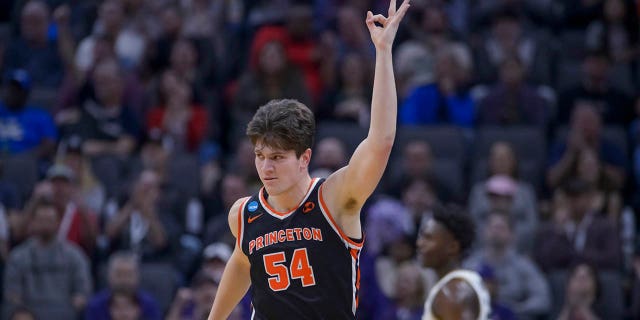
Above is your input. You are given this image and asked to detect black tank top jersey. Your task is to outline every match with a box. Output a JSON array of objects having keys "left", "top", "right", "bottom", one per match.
[{"left": 237, "top": 178, "right": 363, "bottom": 320}]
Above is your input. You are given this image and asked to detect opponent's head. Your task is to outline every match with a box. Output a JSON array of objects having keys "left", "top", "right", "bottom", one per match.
[
  {"left": 246, "top": 99, "right": 315, "bottom": 194},
  {"left": 417, "top": 204, "right": 475, "bottom": 270}
]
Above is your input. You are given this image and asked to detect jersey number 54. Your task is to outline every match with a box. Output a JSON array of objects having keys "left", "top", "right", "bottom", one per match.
[{"left": 263, "top": 248, "right": 316, "bottom": 291}]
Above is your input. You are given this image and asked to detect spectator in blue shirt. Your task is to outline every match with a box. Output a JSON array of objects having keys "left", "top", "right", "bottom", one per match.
[
  {"left": 0, "top": 69, "right": 57, "bottom": 159},
  {"left": 85, "top": 251, "right": 161, "bottom": 320},
  {"left": 399, "top": 43, "right": 475, "bottom": 127}
]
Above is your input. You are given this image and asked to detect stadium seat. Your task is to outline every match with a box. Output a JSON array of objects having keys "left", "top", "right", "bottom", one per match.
[
  {"left": 316, "top": 121, "right": 368, "bottom": 155},
  {"left": 0, "top": 153, "right": 38, "bottom": 203}
]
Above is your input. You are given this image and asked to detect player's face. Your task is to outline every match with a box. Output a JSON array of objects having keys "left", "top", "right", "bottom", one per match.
[
  {"left": 416, "top": 219, "right": 450, "bottom": 269},
  {"left": 255, "top": 143, "right": 310, "bottom": 196}
]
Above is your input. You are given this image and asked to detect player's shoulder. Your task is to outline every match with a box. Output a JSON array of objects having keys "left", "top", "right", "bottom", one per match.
[{"left": 228, "top": 197, "right": 251, "bottom": 220}]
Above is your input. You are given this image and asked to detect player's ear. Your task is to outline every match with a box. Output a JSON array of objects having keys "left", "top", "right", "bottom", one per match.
[
  {"left": 446, "top": 240, "right": 460, "bottom": 257},
  {"left": 300, "top": 148, "right": 312, "bottom": 168}
]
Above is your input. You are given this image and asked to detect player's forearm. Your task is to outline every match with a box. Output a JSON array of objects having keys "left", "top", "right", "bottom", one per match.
[
  {"left": 208, "top": 254, "right": 251, "bottom": 320},
  {"left": 367, "top": 49, "right": 397, "bottom": 147}
]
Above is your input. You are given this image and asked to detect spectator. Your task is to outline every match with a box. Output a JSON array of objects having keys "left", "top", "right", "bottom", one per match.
[
  {"left": 2, "top": 0, "right": 73, "bottom": 88},
  {"left": 547, "top": 103, "right": 627, "bottom": 190},
  {"left": 557, "top": 263, "right": 601, "bottom": 320},
  {"left": 146, "top": 70, "right": 209, "bottom": 153},
  {"left": 471, "top": 7, "right": 554, "bottom": 85},
  {"left": 166, "top": 270, "right": 242, "bottom": 320},
  {"left": 203, "top": 173, "right": 249, "bottom": 247},
  {"left": 385, "top": 140, "right": 452, "bottom": 201},
  {"left": 476, "top": 55, "right": 550, "bottom": 126},
  {"left": 85, "top": 251, "right": 161, "bottom": 320},
  {"left": 0, "top": 69, "right": 57, "bottom": 159},
  {"left": 469, "top": 142, "right": 538, "bottom": 252},
  {"left": 59, "top": 135, "right": 106, "bottom": 215},
  {"left": 310, "top": 137, "right": 348, "bottom": 178},
  {"left": 317, "top": 52, "right": 372, "bottom": 126},
  {"left": 3, "top": 199, "right": 92, "bottom": 320},
  {"left": 556, "top": 50, "right": 633, "bottom": 126},
  {"left": 389, "top": 262, "right": 426, "bottom": 320},
  {"left": 105, "top": 170, "right": 174, "bottom": 262},
  {"left": 69, "top": 59, "right": 141, "bottom": 158},
  {"left": 232, "top": 26, "right": 311, "bottom": 126},
  {"left": 585, "top": 0, "right": 640, "bottom": 65},
  {"left": 8, "top": 307, "right": 36, "bottom": 320},
  {"left": 534, "top": 179, "right": 622, "bottom": 272},
  {"left": 75, "top": 0, "right": 146, "bottom": 73},
  {"left": 200, "top": 243, "right": 232, "bottom": 282},
  {"left": 399, "top": 43, "right": 475, "bottom": 127},
  {"left": 464, "top": 212, "right": 551, "bottom": 319}
]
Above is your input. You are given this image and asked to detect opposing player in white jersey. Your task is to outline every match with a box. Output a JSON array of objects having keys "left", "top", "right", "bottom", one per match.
[{"left": 417, "top": 205, "right": 491, "bottom": 320}]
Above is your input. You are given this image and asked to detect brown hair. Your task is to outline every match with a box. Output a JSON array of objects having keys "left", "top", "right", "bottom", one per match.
[{"left": 246, "top": 99, "right": 315, "bottom": 157}]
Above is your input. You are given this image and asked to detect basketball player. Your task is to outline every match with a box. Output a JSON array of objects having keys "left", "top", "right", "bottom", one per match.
[
  {"left": 417, "top": 205, "right": 491, "bottom": 320},
  {"left": 208, "top": 1, "right": 411, "bottom": 319}
]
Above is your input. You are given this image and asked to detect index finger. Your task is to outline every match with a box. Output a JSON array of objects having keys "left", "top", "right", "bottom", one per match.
[{"left": 388, "top": 0, "right": 397, "bottom": 16}]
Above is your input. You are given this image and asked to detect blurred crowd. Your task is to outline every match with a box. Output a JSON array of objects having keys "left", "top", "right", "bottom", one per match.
[{"left": 0, "top": 0, "right": 640, "bottom": 319}]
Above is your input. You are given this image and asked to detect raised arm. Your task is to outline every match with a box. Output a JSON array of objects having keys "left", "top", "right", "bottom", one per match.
[
  {"left": 323, "top": 0, "right": 410, "bottom": 214},
  {"left": 208, "top": 197, "right": 251, "bottom": 320}
]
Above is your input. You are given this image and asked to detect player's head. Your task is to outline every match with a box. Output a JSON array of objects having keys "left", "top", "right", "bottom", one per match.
[
  {"left": 417, "top": 204, "right": 475, "bottom": 270},
  {"left": 247, "top": 99, "right": 315, "bottom": 157},
  {"left": 247, "top": 99, "right": 315, "bottom": 193}
]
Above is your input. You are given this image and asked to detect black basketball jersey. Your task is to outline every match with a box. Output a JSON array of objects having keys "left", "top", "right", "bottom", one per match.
[{"left": 238, "top": 178, "right": 363, "bottom": 320}]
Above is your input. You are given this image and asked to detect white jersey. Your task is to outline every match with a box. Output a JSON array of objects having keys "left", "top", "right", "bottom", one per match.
[{"left": 422, "top": 269, "right": 491, "bottom": 320}]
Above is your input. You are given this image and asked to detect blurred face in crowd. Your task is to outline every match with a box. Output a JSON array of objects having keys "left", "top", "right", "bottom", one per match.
[
  {"left": 314, "top": 137, "right": 346, "bottom": 172},
  {"left": 489, "top": 142, "right": 516, "bottom": 177},
  {"left": 402, "top": 141, "right": 432, "bottom": 176},
  {"left": 109, "top": 292, "right": 141, "bottom": 320},
  {"left": 286, "top": 5, "right": 313, "bottom": 40},
  {"left": 92, "top": 60, "right": 123, "bottom": 107},
  {"left": 394, "top": 263, "right": 425, "bottom": 305},
  {"left": 141, "top": 140, "right": 168, "bottom": 173},
  {"left": 221, "top": 174, "right": 248, "bottom": 209},
  {"left": 484, "top": 213, "right": 512, "bottom": 250},
  {"left": 493, "top": 16, "right": 521, "bottom": 45},
  {"left": 32, "top": 204, "right": 60, "bottom": 242},
  {"left": 571, "top": 104, "right": 602, "bottom": 145},
  {"left": 604, "top": 0, "right": 625, "bottom": 22},
  {"left": 567, "top": 264, "right": 597, "bottom": 306},
  {"left": 108, "top": 257, "right": 139, "bottom": 294},
  {"left": 100, "top": 0, "right": 125, "bottom": 35},
  {"left": 259, "top": 41, "right": 287, "bottom": 76},
  {"left": 422, "top": 5, "right": 447, "bottom": 34},
  {"left": 402, "top": 179, "right": 436, "bottom": 216},
  {"left": 135, "top": 170, "right": 160, "bottom": 198},
  {"left": 21, "top": 1, "right": 49, "bottom": 45},
  {"left": 499, "top": 56, "right": 525, "bottom": 87},
  {"left": 341, "top": 53, "right": 368, "bottom": 88},
  {"left": 195, "top": 280, "right": 218, "bottom": 308},
  {"left": 51, "top": 176, "right": 74, "bottom": 207},
  {"left": 583, "top": 54, "right": 610, "bottom": 85},
  {"left": 160, "top": 6, "right": 183, "bottom": 37},
  {"left": 9, "top": 310, "right": 35, "bottom": 320},
  {"left": 337, "top": 6, "right": 363, "bottom": 43},
  {"left": 170, "top": 39, "right": 197, "bottom": 74},
  {"left": 161, "top": 70, "right": 191, "bottom": 107}
]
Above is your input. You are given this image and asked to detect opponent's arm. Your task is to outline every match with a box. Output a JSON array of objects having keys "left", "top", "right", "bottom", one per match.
[
  {"left": 208, "top": 197, "right": 251, "bottom": 320},
  {"left": 431, "top": 280, "right": 481, "bottom": 320},
  {"left": 323, "top": 0, "right": 410, "bottom": 213}
]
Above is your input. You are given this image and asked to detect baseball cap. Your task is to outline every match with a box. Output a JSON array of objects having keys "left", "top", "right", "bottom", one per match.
[
  {"left": 46, "top": 164, "right": 75, "bottom": 181},
  {"left": 202, "top": 243, "right": 232, "bottom": 263},
  {"left": 485, "top": 175, "right": 517, "bottom": 197},
  {"left": 7, "top": 69, "right": 32, "bottom": 91}
]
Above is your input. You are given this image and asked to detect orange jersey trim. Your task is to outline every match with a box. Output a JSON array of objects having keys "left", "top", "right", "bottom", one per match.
[
  {"left": 236, "top": 198, "right": 249, "bottom": 249},
  {"left": 259, "top": 178, "right": 317, "bottom": 217},
  {"left": 318, "top": 184, "right": 364, "bottom": 248}
]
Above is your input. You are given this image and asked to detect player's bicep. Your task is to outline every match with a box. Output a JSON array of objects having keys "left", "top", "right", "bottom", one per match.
[{"left": 326, "top": 138, "right": 392, "bottom": 210}]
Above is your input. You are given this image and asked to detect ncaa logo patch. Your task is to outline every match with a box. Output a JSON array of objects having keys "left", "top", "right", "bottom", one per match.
[{"left": 248, "top": 201, "right": 259, "bottom": 212}]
